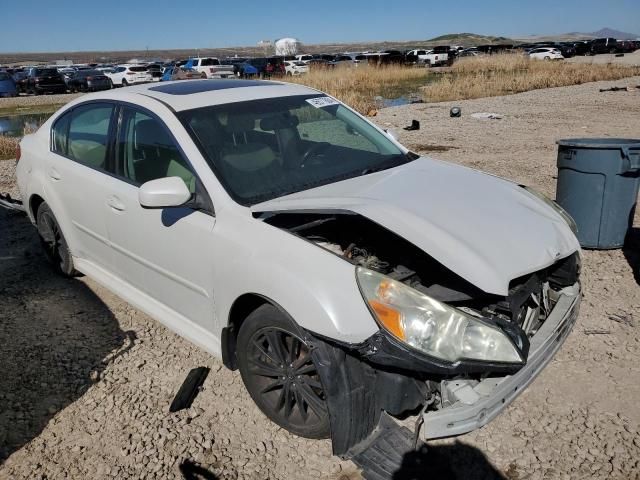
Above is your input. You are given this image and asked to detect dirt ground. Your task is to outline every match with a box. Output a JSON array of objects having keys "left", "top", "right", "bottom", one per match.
[{"left": 1, "top": 76, "right": 640, "bottom": 480}]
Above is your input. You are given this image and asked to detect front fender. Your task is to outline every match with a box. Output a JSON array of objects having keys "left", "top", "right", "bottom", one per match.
[{"left": 212, "top": 214, "right": 380, "bottom": 344}]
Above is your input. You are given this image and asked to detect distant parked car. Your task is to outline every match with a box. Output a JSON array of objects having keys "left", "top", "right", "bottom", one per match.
[
  {"left": 145, "top": 64, "right": 164, "bottom": 82},
  {"left": 235, "top": 62, "right": 259, "bottom": 78},
  {"left": 161, "top": 66, "right": 202, "bottom": 81},
  {"left": 106, "top": 65, "right": 153, "bottom": 87},
  {"left": 528, "top": 48, "right": 564, "bottom": 61},
  {"left": 10, "top": 70, "right": 27, "bottom": 94},
  {"left": 66, "top": 70, "right": 111, "bottom": 92},
  {"left": 458, "top": 50, "right": 481, "bottom": 58},
  {"left": 0, "top": 71, "right": 18, "bottom": 97},
  {"left": 295, "top": 54, "right": 314, "bottom": 63},
  {"left": 185, "top": 58, "right": 235, "bottom": 79},
  {"left": 284, "top": 61, "right": 309, "bottom": 76},
  {"left": 25, "top": 67, "right": 67, "bottom": 95},
  {"left": 589, "top": 38, "right": 618, "bottom": 55}
]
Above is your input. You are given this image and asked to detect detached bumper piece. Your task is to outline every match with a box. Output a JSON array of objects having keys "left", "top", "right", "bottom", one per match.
[
  {"left": 422, "top": 283, "right": 580, "bottom": 440},
  {"left": 0, "top": 193, "right": 25, "bottom": 212}
]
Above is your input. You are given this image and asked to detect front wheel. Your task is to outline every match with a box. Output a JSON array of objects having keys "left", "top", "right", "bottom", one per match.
[
  {"left": 237, "top": 304, "right": 331, "bottom": 439},
  {"left": 36, "top": 202, "right": 78, "bottom": 277}
]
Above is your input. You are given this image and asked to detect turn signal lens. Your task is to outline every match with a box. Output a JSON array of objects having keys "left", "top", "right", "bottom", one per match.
[{"left": 368, "top": 300, "right": 405, "bottom": 340}]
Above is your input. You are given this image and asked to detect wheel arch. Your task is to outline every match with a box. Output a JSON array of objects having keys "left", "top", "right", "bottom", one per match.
[
  {"left": 223, "top": 293, "right": 292, "bottom": 370},
  {"left": 29, "top": 193, "right": 45, "bottom": 220}
]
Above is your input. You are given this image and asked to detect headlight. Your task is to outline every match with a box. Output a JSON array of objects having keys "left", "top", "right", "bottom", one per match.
[
  {"left": 356, "top": 268, "right": 523, "bottom": 364},
  {"left": 522, "top": 186, "right": 577, "bottom": 234}
]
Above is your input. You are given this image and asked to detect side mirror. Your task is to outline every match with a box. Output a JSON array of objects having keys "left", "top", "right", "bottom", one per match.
[{"left": 139, "top": 177, "right": 192, "bottom": 209}]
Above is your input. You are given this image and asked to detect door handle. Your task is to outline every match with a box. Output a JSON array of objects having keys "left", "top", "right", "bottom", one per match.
[
  {"left": 48, "top": 168, "right": 61, "bottom": 181},
  {"left": 106, "top": 195, "right": 125, "bottom": 212}
]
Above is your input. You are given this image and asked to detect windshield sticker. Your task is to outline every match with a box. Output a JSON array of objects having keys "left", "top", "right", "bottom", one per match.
[{"left": 306, "top": 97, "right": 340, "bottom": 108}]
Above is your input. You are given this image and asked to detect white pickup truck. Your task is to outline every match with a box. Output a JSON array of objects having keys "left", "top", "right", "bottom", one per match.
[
  {"left": 185, "top": 57, "right": 235, "bottom": 79},
  {"left": 406, "top": 47, "right": 450, "bottom": 67}
]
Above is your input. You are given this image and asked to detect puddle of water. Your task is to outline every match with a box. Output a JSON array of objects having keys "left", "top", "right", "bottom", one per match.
[{"left": 0, "top": 112, "right": 52, "bottom": 137}]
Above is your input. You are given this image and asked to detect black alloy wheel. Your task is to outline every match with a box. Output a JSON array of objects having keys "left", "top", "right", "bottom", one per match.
[
  {"left": 237, "top": 305, "right": 331, "bottom": 439},
  {"left": 36, "top": 203, "right": 78, "bottom": 277}
]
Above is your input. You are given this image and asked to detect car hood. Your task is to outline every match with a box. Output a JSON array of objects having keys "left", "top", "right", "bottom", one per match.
[{"left": 251, "top": 157, "right": 580, "bottom": 296}]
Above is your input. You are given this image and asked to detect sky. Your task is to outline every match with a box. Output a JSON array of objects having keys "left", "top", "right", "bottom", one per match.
[{"left": 1, "top": 0, "right": 638, "bottom": 53}]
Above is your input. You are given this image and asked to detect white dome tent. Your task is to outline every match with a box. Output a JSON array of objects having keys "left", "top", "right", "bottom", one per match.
[{"left": 274, "top": 38, "right": 300, "bottom": 57}]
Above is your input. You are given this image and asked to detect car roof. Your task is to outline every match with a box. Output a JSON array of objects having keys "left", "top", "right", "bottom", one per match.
[{"left": 73, "top": 79, "right": 321, "bottom": 112}]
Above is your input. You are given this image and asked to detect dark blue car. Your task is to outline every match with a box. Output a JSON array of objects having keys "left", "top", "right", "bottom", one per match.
[{"left": 0, "top": 71, "right": 18, "bottom": 97}]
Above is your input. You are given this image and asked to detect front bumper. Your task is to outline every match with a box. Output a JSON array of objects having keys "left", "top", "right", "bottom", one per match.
[{"left": 422, "top": 282, "right": 580, "bottom": 440}]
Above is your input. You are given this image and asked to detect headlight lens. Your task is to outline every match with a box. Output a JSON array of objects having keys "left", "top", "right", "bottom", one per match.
[
  {"left": 522, "top": 186, "right": 578, "bottom": 234},
  {"left": 356, "top": 268, "right": 523, "bottom": 364}
]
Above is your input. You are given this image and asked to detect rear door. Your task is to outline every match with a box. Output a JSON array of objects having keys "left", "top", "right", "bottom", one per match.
[
  {"left": 104, "top": 105, "right": 217, "bottom": 330},
  {"left": 45, "top": 102, "right": 117, "bottom": 269}
]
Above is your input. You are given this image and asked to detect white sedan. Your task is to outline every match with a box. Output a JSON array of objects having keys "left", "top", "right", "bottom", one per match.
[
  {"left": 284, "top": 61, "right": 309, "bottom": 76},
  {"left": 528, "top": 47, "right": 564, "bottom": 60},
  {"left": 105, "top": 64, "right": 153, "bottom": 87},
  {"left": 16, "top": 79, "right": 581, "bottom": 457}
]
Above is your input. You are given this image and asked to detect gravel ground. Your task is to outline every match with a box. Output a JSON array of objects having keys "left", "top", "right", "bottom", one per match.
[
  {"left": 0, "top": 93, "right": 82, "bottom": 111},
  {"left": 1, "top": 76, "right": 640, "bottom": 479}
]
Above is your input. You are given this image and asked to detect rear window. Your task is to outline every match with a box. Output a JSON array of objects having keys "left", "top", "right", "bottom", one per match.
[
  {"left": 129, "top": 66, "right": 147, "bottom": 72},
  {"left": 201, "top": 58, "right": 220, "bottom": 66},
  {"left": 35, "top": 68, "right": 59, "bottom": 76}
]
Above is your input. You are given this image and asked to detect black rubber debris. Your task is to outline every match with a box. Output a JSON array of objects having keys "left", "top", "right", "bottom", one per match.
[
  {"left": 403, "top": 120, "right": 420, "bottom": 131},
  {"left": 170, "top": 367, "right": 210, "bottom": 413},
  {"left": 351, "top": 413, "right": 416, "bottom": 480}
]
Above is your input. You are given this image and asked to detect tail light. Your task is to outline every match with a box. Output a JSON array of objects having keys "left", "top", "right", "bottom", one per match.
[
  {"left": 86, "top": 76, "right": 94, "bottom": 80},
  {"left": 15, "top": 144, "right": 21, "bottom": 164}
]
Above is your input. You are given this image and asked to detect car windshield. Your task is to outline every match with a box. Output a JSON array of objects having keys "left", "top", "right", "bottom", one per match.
[
  {"left": 129, "top": 66, "right": 147, "bottom": 72},
  {"left": 180, "top": 94, "right": 412, "bottom": 205}
]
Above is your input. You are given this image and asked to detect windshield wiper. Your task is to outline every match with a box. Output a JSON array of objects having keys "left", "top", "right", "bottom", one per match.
[{"left": 361, "top": 154, "right": 415, "bottom": 176}]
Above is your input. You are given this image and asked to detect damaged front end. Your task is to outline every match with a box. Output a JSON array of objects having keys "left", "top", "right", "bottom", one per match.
[{"left": 260, "top": 210, "right": 581, "bottom": 456}]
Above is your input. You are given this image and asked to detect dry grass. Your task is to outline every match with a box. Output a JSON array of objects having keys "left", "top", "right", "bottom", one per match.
[
  {"left": 285, "top": 65, "right": 429, "bottom": 114},
  {"left": 0, "top": 136, "right": 19, "bottom": 160},
  {"left": 422, "top": 54, "right": 640, "bottom": 102}
]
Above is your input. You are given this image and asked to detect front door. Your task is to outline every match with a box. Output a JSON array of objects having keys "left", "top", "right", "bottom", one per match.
[{"left": 105, "top": 105, "right": 217, "bottom": 331}]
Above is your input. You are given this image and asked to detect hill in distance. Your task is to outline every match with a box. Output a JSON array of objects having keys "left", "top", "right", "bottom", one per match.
[
  {"left": 428, "top": 33, "right": 514, "bottom": 45},
  {"left": 589, "top": 28, "right": 638, "bottom": 39},
  {"left": 519, "top": 27, "right": 639, "bottom": 42}
]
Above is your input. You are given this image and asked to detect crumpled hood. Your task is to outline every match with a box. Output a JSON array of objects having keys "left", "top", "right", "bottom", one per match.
[{"left": 252, "top": 157, "right": 580, "bottom": 296}]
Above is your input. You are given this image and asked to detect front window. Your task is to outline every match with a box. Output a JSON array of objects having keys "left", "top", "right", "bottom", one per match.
[{"left": 180, "top": 95, "right": 411, "bottom": 205}]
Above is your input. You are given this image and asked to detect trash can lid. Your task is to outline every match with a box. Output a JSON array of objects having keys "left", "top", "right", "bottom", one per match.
[{"left": 557, "top": 138, "right": 640, "bottom": 149}]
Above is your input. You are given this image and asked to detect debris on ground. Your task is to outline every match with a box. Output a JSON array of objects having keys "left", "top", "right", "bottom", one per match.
[
  {"left": 403, "top": 120, "right": 420, "bottom": 131},
  {"left": 470, "top": 112, "right": 503, "bottom": 120}
]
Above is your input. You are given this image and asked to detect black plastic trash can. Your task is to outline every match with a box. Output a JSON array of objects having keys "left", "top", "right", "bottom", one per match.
[{"left": 556, "top": 139, "right": 640, "bottom": 249}]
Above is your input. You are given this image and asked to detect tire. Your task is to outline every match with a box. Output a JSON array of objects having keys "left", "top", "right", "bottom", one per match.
[
  {"left": 200, "top": 72, "right": 207, "bottom": 79},
  {"left": 36, "top": 202, "right": 78, "bottom": 277},
  {"left": 237, "top": 304, "right": 331, "bottom": 439},
  {"left": 544, "top": 56, "right": 550, "bottom": 61},
  {"left": 122, "top": 79, "right": 129, "bottom": 87},
  {"left": 109, "top": 79, "right": 114, "bottom": 89}
]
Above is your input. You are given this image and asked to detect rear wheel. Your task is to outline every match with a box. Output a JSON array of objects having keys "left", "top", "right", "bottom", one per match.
[
  {"left": 36, "top": 202, "right": 78, "bottom": 277},
  {"left": 237, "top": 304, "right": 331, "bottom": 439},
  {"left": 122, "top": 78, "right": 129, "bottom": 87}
]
